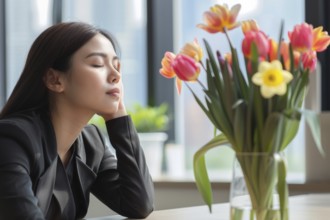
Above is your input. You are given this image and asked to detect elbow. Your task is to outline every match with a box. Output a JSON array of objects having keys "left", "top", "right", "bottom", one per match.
[
  {"left": 131, "top": 206, "right": 154, "bottom": 219},
  {"left": 129, "top": 198, "right": 154, "bottom": 219}
]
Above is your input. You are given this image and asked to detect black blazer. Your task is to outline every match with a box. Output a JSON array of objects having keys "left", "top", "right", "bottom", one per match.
[{"left": 0, "top": 108, "right": 154, "bottom": 219}]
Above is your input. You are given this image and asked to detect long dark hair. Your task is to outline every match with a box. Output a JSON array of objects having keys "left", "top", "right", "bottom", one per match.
[{"left": 0, "top": 22, "right": 119, "bottom": 119}]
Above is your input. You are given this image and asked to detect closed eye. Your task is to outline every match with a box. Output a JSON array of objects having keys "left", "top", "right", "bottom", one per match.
[{"left": 91, "top": 64, "right": 104, "bottom": 68}]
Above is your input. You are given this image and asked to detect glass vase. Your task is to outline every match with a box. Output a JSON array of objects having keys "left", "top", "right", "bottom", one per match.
[{"left": 229, "top": 152, "right": 289, "bottom": 220}]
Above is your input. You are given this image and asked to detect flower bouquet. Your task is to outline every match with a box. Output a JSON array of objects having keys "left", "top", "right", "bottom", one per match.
[{"left": 159, "top": 3, "right": 330, "bottom": 220}]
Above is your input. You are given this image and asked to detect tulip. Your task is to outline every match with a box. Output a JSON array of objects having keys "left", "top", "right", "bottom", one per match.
[
  {"left": 242, "top": 30, "right": 269, "bottom": 59},
  {"left": 224, "top": 52, "right": 232, "bottom": 66},
  {"left": 197, "top": 4, "right": 241, "bottom": 33},
  {"left": 172, "top": 54, "right": 200, "bottom": 82},
  {"left": 241, "top": 19, "right": 259, "bottom": 35},
  {"left": 281, "top": 42, "right": 301, "bottom": 71},
  {"left": 312, "top": 26, "right": 330, "bottom": 52},
  {"left": 180, "top": 39, "right": 203, "bottom": 62},
  {"left": 159, "top": 52, "right": 185, "bottom": 94},
  {"left": 288, "top": 23, "right": 313, "bottom": 52},
  {"left": 160, "top": 52, "right": 176, "bottom": 78},
  {"left": 268, "top": 38, "right": 278, "bottom": 61},
  {"left": 301, "top": 50, "right": 317, "bottom": 72}
]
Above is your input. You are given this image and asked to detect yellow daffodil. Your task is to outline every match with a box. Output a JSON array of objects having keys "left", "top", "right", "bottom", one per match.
[
  {"left": 252, "top": 60, "right": 293, "bottom": 98},
  {"left": 197, "top": 4, "right": 241, "bottom": 33}
]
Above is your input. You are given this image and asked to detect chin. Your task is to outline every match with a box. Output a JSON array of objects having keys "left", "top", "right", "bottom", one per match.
[{"left": 100, "top": 104, "right": 119, "bottom": 115}]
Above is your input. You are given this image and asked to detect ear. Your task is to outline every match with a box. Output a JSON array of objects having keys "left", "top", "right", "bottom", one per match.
[{"left": 43, "top": 68, "right": 65, "bottom": 93}]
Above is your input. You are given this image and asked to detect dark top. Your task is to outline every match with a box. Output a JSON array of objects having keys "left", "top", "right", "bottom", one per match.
[{"left": 0, "top": 108, "right": 154, "bottom": 219}]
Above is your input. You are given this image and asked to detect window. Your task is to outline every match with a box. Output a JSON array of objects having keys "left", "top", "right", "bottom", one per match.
[
  {"left": 62, "top": 0, "right": 148, "bottom": 107},
  {"left": 173, "top": 0, "right": 306, "bottom": 182},
  {"left": 5, "top": 0, "right": 52, "bottom": 96}
]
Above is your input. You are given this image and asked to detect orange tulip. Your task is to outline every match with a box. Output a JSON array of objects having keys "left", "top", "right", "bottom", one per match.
[
  {"left": 268, "top": 38, "right": 278, "bottom": 61},
  {"left": 197, "top": 4, "right": 241, "bottom": 33},
  {"left": 224, "top": 52, "right": 232, "bottom": 66},
  {"left": 160, "top": 52, "right": 176, "bottom": 78},
  {"left": 180, "top": 39, "right": 203, "bottom": 62},
  {"left": 241, "top": 19, "right": 259, "bottom": 35},
  {"left": 288, "top": 23, "right": 313, "bottom": 52},
  {"left": 312, "top": 26, "right": 330, "bottom": 52}
]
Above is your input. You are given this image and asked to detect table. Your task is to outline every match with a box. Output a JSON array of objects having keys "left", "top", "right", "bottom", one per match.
[{"left": 87, "top": 193, "right": 330, "bottom": 220}]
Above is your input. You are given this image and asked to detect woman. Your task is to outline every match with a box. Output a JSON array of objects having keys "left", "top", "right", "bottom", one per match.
[{"left": 0, "top": 22, "right": 154, "bottom": 219}]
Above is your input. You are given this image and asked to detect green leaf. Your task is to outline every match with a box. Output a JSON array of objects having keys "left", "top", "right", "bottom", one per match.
[
  {"left": 277, "top": 157, "right": 289, "bottom": 220},
  {"left": 203, "top": 39, "right": 221, "bottom": 82},
  {"left": 233, "top": 101, "right": 246, "bottom": 151},
  {"left": 193, "top": 133, "right": 229, "bottom": 212},
  {"left": 231, "top": 48, "right": 249, "bottom": 101},
  {"left": 279, "top": 111, "right": 301, "bottom": 151},
  {"left": 301, "top": 109, "right": 325, "bottom": 156},
  {"left": 276, "top": 21, "right": 285, "bottom": 60},
  {"left": 262, "top": 113, "right": 282, "bottom": 152}
]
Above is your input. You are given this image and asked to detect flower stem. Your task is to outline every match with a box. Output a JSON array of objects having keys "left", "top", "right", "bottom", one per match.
[{"left": 224, "top": 28, "right": 234, "bottom": 49}]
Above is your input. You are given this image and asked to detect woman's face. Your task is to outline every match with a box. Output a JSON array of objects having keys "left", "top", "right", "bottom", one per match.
[{"left": 61, "top": 33, "right": 122, "bottom": 116}]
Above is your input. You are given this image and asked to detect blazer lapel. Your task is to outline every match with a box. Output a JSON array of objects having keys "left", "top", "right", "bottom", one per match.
[
  {"left": 35, "top": 158, "right": 57, "bottom": 215},
  {"left": 53, "top": 158, "right": 76, "bottom": 220},
  {"left": 74, "top": 135, "right": 97, "bottom": 209}
]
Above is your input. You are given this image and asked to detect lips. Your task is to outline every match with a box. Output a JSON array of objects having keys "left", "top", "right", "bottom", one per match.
[{"left": 106, "top": 88, "right": 120, "bottom": 97}]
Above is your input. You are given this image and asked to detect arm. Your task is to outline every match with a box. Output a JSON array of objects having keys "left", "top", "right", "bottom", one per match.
[
  {"left": 0, "top": 136, "right": 45, "bottom": 220},
  {"left": 91, "top": 116, "right": 154, "bottom": 219}
]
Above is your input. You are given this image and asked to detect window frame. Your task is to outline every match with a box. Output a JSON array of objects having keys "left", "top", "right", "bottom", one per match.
[{"left": 0, "top": 0, "right": 6, "bottom": 108}]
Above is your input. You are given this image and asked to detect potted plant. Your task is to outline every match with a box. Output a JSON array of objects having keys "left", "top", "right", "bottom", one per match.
[{"left": 128, "top": 103, "right": 169, "bottom": 177}]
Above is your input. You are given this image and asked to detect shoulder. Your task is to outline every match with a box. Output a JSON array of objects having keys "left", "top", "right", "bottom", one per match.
[{"left": 0, "top": 109, "right": 54, "bottom": 152}]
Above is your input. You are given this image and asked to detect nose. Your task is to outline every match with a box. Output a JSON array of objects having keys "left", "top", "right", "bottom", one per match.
[{"left": 108, "top": 67, "right": 120, "bottom": 84}]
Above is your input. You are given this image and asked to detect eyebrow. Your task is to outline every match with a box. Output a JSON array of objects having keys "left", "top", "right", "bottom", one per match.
[{"left": 85, "top": 52, "right": 119, "bottom": 61}]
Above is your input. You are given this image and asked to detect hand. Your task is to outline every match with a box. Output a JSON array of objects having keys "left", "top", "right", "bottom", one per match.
[{"left": 101, "top": 81, "right": 127, "bottom": 121}]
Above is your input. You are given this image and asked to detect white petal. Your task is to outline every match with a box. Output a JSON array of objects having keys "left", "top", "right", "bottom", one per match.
[
  {"left": 261, "top": 86, "right": 275, "bottom": 98},
  {"left": 275, "top": 83, "right": 287, "bottom": 95},
  {"left": 270, "top": 60, "right": 283, "bottom": 69},
  {"left": 252, "top": 72, "right": 263, "bottom": 85},
  {"left": 282, "top": 70, "right": 293, "bottom": 82},
  {"left": 258, "top": 61, "right": 271, "bottom": 72}
]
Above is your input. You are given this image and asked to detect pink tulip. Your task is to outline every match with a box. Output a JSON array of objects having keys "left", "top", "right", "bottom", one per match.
[
  {"left": 301, "top": 50, "right": 317, "bottom": 72},
  {"left": 288, "top": 23, "right": 313, "bottom": 52},
  {"left": 172, "top": 54, "right": 200, "bottom": 81},
  {"left": 159, "top": 52, "right": 184, "bottom": 94},
  {"left": 312, "top": 26, "right": 330, "bottom": 52},
  {"left": 242, "top": 30, "right": 269, "bottom": 59}
]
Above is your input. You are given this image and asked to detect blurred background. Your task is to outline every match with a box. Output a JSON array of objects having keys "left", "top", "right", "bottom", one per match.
[{"left": 0, "top": 0, "right": 329, "bottom": 218}]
